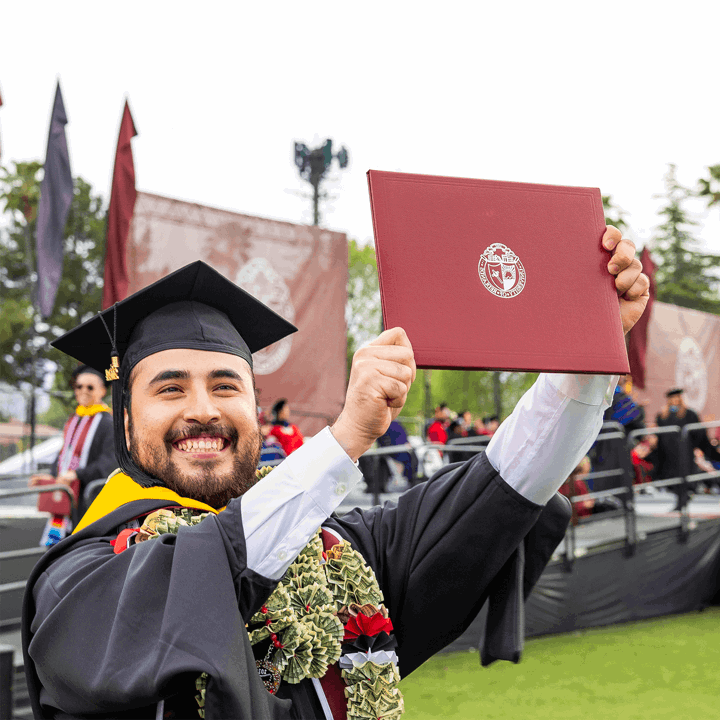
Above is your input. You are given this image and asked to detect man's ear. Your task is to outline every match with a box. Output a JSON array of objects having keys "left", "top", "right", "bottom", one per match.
[{"left": 124, "top": 408, "right": 131, "bottom": 450}]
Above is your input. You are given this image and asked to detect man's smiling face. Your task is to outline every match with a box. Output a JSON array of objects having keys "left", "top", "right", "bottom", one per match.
[{"left": 125, "top": 348, "right": 262, "bottom": 508}]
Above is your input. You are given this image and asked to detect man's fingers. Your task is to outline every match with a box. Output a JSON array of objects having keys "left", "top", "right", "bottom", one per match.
[
  {"left": 368, "top": 326, "right": 412, "bottom": 349},
  {"left": 356, "top": 344, "right": 414, "bottom": 363},
  {"left": 607, "top": 237, "right": 636, "bottom": 274},
  {"left": 622, "top": 272, "right": 650, "bottom": 302},
  {"left": 363, "top": 328, "right": 416, "bottom": 382},
  {"left": 371, "top": 359, "right": 414, "bottom": 391},
  {"left": 602, "top": 225, "right": 623, "bottom": 251},
  {"left": 352, "top": 358, "right": 413, "bottom": 401},
  {"left": 615, "top": 258, "right": 643, "bottom": 295}
]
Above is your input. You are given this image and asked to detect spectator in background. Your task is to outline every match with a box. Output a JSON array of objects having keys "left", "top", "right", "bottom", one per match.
[
  {"left": 445, "top": 418, "right": 467, "bottom": 464},
  {"left": 483, "top": 415, "right": 500, "bottom": 436},
  {"left": 559, "top": 456, "right": 595, "bottom": 524},
  {"left": 375, "top": 419, "right": 418, "bottom": 488},
  {"left": 447, "top": 418, "right": 467, "bottom": 443},
  {"left": 426, "top": 403, "right": 450, "bottom": 444},
  {"left": 29, "top": 365, "right": 116, "bottom": 546},
  {"left": 469, "top": 416, "right": 489, "bottom": 437},
  {"left": 459, "top": 410, "right": 473, "bottom": 434},
  {"left": 258, "top": 410, "right": 286, "bottom": 463},
  {"left": 631, "top": 432, "right": 657, "bottom": 486},
  {"left": 656, "top": 388, "right": 720, "bottom": 510},
  {"left": 590, "top": 376, "right": 644, "bottom": 495},
  {"left": 606, "top": 375, "right": 645, "bottom": 431},
  {"left": 269, "top": 398, "right": 304, "bottom": 456}
]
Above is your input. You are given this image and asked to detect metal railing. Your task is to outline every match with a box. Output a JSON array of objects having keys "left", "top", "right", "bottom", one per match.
[
  {"left": 558, "top": 421, "right": 720, "bottom": 566},
  {"left": 4, "top": 422, "right": 719, "bottom": 602},
  {"left": 364, "top": 423, "right": 720, "bottom": 567},
  {"left": 0, "top": 485, "right": 77, "bottom": 603}
]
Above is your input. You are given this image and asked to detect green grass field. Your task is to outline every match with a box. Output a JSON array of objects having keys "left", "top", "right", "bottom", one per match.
[{"left": 399, "top": 608, "right": 720, "bottom": 720}]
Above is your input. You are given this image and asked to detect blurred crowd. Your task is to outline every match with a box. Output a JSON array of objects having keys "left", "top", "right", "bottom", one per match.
[
  {"left": 370, "top": 380, "right": 720, "bottom": 514},
  {"left": 28, "top": 367, "right": 720, "bottom": 548},
  {"left": 576, "top": 379, "right": 720, "bottom": 515},
  {"left": 425, "top": 403, "right": 499, "bottom": 445}
]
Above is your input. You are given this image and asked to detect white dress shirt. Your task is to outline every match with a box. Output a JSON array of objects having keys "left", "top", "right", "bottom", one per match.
[
  {"left": 241, "top": 373, "right": 617, "bottom": 578},
  {"left": 241, "top": 427, "right": 363, "bottom": 578}
]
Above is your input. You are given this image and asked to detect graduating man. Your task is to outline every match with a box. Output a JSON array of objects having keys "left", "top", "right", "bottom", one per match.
[{"left": 22, "top": 227, "right": 649, "bottom": 720}]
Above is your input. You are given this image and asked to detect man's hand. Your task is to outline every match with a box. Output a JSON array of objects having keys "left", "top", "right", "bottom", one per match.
[
  {"left": 331, "top": 327, "right": 416, "bottom": 461},
  {"left": 57, "top": 470, "right": 77, "bottom": 486},
  {"left": 603, "top": 226, "right": 650, "bottom": 334},
  {"left": 29, "top": 474, "right": 54, "bottom": 487}
]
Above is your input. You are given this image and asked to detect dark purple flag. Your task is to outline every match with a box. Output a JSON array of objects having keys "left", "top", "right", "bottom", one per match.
[{"left": 36, "top": 82, "right": 73, "bottom": 318}]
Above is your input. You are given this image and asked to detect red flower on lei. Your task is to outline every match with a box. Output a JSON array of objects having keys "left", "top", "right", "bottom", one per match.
[{"left": 343, "top": 611, "right": 393, "bottom": 642}]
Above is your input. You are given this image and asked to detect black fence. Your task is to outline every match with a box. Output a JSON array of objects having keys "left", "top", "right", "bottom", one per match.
[
  {"left": 561, "top": 420, "right": 720, "bottom": 565},
  {"left": 356, "top": 420, "right": 720, "bottom": 568}
]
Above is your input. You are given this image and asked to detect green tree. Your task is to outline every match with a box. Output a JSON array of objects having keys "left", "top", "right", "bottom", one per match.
[
  {"left": 602, "top": 194, "right": 630, "bottom": 233},
  {"left": 697, "top": 164, "right": 720, "bottom": 208},
  {"left": 0, "top": 160, "right": 107, "bottom": 413},
  {"left": 400, "top": 368, "right": 537, "bottom": 432},
  {"left": 652, "top": 164, "right": 720, "bottom": 314},
  {"left": 346, "top": 238, "right": 382, "bottom": 374}
]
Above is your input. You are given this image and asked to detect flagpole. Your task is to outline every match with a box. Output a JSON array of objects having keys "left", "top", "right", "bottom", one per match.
[{"left": 22, "top": 219, "right": 38, "bottom": 457}]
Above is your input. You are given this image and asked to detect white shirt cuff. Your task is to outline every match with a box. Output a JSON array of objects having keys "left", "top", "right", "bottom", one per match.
[
  {"left": 241, "top": 427, "right": 362, "bottom": 578},
  {"left": 544, "top": 373, "right": 618, "bottom": 407}
]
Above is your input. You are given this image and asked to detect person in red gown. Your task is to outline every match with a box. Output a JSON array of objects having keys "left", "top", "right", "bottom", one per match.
[{"left": 269, "top": 398, "right": 304, "bottom": 456}]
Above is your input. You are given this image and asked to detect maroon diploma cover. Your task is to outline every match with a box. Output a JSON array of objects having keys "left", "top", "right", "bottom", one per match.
[{"left": 367, "top": 170, "right": 630, "bottom": 374}]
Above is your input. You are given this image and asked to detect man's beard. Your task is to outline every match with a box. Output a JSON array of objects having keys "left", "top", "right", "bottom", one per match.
[{"left": 128, "top": 417, "right": 263, "bottom": 509}]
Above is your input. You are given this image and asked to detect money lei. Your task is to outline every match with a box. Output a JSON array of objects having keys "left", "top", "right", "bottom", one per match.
[{"left": 139, "top": 465, "right": 404, "bottom": 720}]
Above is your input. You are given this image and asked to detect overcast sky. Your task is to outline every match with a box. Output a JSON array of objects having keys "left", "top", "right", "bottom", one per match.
[{"left": 2, "top": 1, "right": 719, "bottom": 251}]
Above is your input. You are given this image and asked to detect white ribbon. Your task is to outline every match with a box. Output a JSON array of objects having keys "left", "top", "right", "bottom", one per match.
[{"left": 338, "top": 650, "right": 398, "bottom": 669}]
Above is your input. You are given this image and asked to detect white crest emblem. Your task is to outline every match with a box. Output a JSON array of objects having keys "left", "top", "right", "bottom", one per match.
[
  {"left": 235, "top": 257, "right": 295, "bottom": 376},
  {"left": 478, "top": 243, "right": 526, "bottom": 298},
  {"left": 675, "top": 337, "right": 708, "bottom": 412}
]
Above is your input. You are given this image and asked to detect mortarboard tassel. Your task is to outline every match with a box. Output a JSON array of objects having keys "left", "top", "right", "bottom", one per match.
[{"left": 98, "top": 304, "right": 164, "bottom": 489}]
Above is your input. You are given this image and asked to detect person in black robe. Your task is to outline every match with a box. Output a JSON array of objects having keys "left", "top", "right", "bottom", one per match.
[
  {"left": 655, "top": 388, "right": 720, "bottom": 509},
  {"left": 22, "top": 235, "right": 649, "bottom": 720}
]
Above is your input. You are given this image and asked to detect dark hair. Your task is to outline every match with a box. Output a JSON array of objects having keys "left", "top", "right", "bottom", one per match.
[
  {"left": 70, "top": 364, "right": 108, "bottom": 389},
  {"left": 271, "top": 398, "right": 288, "bottom": 422}
]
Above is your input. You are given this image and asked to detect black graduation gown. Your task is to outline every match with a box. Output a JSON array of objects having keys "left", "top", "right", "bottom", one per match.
[
  {"left": 22, "top": 452, "right": 570, "bottom": 720},
  {"left": 655, "top": 408, "right": 720, "bottom": 481}
]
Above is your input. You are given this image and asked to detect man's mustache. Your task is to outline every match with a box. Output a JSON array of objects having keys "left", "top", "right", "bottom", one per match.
[{"left": 164, "top": 424, "right": 239, "bottom": 446}]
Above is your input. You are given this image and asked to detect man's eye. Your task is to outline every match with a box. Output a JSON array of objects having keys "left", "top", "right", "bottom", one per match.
[
  {"left": 215, "top": 384, "right": 238, "bottom": 392},
  {"left": 159, "top": 386, "right": 182, "bottom": 394}
]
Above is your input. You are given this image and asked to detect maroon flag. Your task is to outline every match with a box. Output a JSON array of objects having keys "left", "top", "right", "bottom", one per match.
[
  {"left": 627, "top": 247, "right": 656, "bottom": 388},
  {"left": 102, "top": 101, "right": 137, "bottom": 309}
]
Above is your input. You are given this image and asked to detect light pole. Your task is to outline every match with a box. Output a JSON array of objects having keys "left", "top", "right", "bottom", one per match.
[{"left": 294, "top": 139, "right": 349, "bottom": 226}]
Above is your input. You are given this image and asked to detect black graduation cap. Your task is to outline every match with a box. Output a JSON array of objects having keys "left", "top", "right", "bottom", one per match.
[
  {"left": 51, "top": 261, "right": 298, "bottom": 376},
  {"left": 50, "top": 261, "right": 298, "bottom": 490}
]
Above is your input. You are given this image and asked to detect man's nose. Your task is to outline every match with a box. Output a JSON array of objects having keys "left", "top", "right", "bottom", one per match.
[{"left": 182, "top": 390, "right": 221, "bottom": 424}]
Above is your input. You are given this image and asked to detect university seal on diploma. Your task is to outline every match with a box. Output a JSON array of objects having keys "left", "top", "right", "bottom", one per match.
[{"left": 478, "top": 243, "right": 526, "bottom": 299}]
